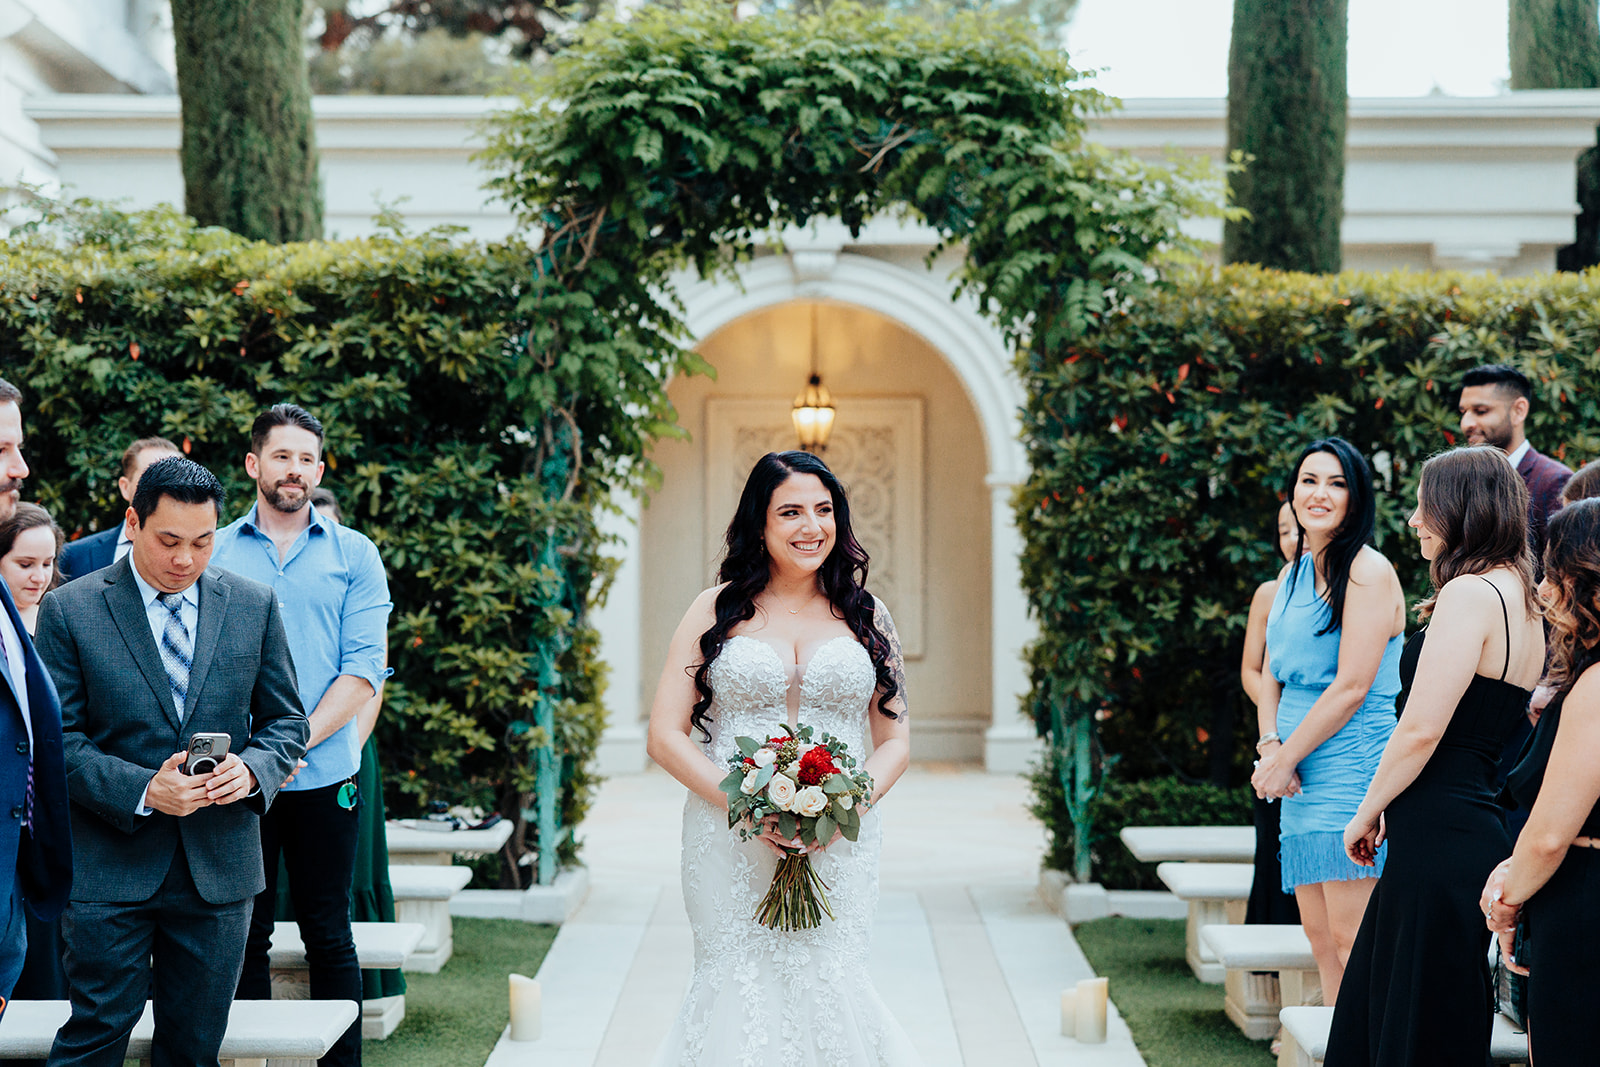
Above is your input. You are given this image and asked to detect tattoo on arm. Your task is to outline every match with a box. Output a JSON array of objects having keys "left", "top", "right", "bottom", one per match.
[{"left": 874, "top": 600, "right": 909, "bottom": 719}]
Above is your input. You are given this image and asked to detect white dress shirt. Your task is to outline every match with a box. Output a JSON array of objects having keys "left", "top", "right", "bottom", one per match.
[
  {"left": 1506, "top": 439, "right": 1531, "bottom": 470},
  {"left": 128, "top": 562, "right": 200, "bottom": 816},
  {"left": 0, "top": 599, "right": 32, "bottom": 749}
]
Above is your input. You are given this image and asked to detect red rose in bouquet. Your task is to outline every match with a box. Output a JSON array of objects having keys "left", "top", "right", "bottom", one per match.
[{"left": 796, "top": 746, "right": 838, "bottom": 786}]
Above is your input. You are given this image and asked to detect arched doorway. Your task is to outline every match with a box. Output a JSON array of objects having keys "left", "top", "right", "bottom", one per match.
[{"left": 591, "top": 249, "right": 1039, "bottom": 772}]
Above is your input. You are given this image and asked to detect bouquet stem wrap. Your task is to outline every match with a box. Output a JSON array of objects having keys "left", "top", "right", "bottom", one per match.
[{"left": 757, "top": 850, "right": 836, "bottom": 930}]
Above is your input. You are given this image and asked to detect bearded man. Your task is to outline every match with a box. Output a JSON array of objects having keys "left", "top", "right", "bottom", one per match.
[
  {"left": 1457, "top": 363, "right": 1572, "bottom": 567},
  {"left": 211, "top": 404, "right": 391, "bottom": 1067}
]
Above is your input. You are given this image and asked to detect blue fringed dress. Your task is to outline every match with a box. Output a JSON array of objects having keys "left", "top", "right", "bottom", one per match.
[{"left": 1266, "top": 554, "right": 1402, "bottom": 892}]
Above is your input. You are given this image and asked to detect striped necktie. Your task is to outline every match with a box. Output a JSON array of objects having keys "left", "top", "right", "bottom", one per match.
[{"left": 157, "top": 592, "right": 192, "bottom": 720}]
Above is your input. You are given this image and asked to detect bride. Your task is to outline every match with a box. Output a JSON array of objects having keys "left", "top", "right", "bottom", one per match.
[{"left": 647, "top": 450, "right": 924, "bottom": 1066}]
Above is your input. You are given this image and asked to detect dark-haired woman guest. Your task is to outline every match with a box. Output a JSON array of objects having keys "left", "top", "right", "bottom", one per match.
[
  {"left": 0, "top": 503, "right": 60, "bottom": 634},
  {"left": 1483, "top": 498, "right": 1600, "bottom": 1066},
  {"left": 646, "top": 451, "right": 921, "bottom": 1065},
  {"left": 1251, "top": 438, "right": 1407, "bottom": 1005},
  {"left": 1560, "top": 457, "right": 1600, "bottom": 506},
  {"left": 1326, "top": 448, "right": 1543, "bottom": 1066},
  {"left": 1241, "top": 501, "right": 1302, "bottom": 929}
]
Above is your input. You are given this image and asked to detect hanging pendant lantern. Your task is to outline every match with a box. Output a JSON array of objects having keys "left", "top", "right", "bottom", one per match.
[
  {"left": 792, "top": 373, "right": 835, "bottom": 453},
  {"left": 792, "top": 303, "right": 836, "bottom": 453}
]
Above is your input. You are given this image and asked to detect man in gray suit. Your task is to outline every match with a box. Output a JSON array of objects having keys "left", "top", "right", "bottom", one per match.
[{"left": 34, "top": 457, "right": 308, "bottom": 1067}]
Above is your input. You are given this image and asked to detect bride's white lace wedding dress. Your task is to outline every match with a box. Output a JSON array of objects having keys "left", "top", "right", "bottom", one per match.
[{"left": 651, "top": 633, "right": 924, "bottom": 1067}]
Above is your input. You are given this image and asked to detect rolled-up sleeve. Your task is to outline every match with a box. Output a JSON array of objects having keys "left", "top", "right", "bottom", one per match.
[{"left": 337, "top": 536, "right": 391, "bottom": 694}]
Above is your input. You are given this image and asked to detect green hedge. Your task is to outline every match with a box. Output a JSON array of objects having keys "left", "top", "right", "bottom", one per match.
[
  {"left": 1018, "top": 265, "right": 1600, "bottom": 868},
  {"left": 2, "top": 200, "right": 693, "bottom": 880},
  {"left": 1028, "top": 758, "right": 1252, "bottom": 890}
]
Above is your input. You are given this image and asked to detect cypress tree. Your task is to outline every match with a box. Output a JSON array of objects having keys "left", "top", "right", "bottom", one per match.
[
  {"left": 1510, "top": 0, "right": 1600, "bottom": 89},
  {"left": 170, "top": 0, "right": 322, "bottom": 242},
  {"left": 1222, "top": 0, "right": 1348, "bottom": 273}
]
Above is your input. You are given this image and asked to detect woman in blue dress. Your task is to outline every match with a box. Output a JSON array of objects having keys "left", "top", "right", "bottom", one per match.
[{"left": 1251, "top": 437, "right": 1407, "bottom": 1005}]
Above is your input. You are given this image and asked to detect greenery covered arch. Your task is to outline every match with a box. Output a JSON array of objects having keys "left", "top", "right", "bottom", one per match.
[{"left": 482, "top": 1, "right": 1225, "bottom": 874}]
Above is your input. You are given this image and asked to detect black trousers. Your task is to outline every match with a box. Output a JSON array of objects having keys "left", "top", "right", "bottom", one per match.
[
  {"left": 236, "top": 782, "right": 362, "bottom": 1067},
  {"left": 48, "top": 842, "right": 251, "bottom": 1067}
]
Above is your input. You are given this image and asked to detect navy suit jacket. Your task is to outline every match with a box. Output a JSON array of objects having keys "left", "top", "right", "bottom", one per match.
[
  {"left": 0, "top": 583, "right": 71, "bottom": 922},
  {"left": 1519, "top": 446, "right": 1573, "bottom": 567},
  {"left": 59, "top": 527, "right": 118, "bottom": 584}
]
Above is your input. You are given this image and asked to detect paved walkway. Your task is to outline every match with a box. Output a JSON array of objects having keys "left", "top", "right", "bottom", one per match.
[{"left": 488, "top": 765, "right": 1146, "bottom": 1067}]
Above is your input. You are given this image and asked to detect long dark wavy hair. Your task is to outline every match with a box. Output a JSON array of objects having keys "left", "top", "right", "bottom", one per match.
[
  {"left": 1412, "top": 447, "right": 1537, "bottom": 620},
  {"left": 690, "top": 451, "right": 898, "bottom": 740},
  {"left": 1284, "top": 437, "right": 1377, "bottom": 636},
  {"left": 1543, "top": 499, "right": 1600, "bottom": 696}
]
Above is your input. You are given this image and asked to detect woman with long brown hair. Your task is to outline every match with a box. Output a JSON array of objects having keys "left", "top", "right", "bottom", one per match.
[
  {"left": 1483, "top": 497, "right": 1600, "bottom": 1065},
  {"left": 1325, "top": 447, "right": 1543, "bottom": 1065}
]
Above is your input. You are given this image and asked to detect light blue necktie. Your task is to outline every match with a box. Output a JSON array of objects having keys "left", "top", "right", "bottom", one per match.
[{"left": 157, "top": 593, "right": 191, "bottom": 720}]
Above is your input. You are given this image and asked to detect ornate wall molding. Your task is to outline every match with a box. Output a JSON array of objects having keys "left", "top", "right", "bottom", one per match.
[{"left": 705, "top": 397, "right": 925, "bottom": 657}]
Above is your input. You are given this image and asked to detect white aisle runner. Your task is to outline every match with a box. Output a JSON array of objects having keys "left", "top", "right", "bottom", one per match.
[{"left": 486, "top": 766, "right": 1146, "bottom": 1067}]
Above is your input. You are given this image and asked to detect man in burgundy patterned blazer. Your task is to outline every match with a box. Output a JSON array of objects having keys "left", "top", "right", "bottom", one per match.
[{"left": 1457, "top": 363, "right": 1572, "bottom": 569}]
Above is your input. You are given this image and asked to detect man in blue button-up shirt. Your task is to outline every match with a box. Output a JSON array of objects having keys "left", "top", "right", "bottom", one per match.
[{"left": 212, "top": 404, "right": 391, "bottom": 1067}]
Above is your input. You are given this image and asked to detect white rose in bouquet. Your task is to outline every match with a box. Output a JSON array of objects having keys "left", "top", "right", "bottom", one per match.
[
  {"left": 794, "top": 785, "right": 828, "bottom": 817},
  {"left": 752, "top": 747, "right": 777, "bottom": 768},
  {"left": 740, "top": 769, "right": 762, "bottom": 796},
  {"left": 767, "top": 773, "right": 798, "bottom": 810},
  {"left": 796, "top": 742, "right": 817, "bottom": 758},
  {"left": 836, "top": 793, "right": 853, "bottom": 811}
]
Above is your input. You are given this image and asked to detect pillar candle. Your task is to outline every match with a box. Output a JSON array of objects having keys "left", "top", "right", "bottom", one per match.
[
  {"left": 509, "top": 973, "right": 542, "bottom": 1041},
  {"left": 1074, "top": 976, "right": 1108, "bottom": 1044},
  {"left": 1060, "top": 989, "right": 1078, "bottom": 1037}
]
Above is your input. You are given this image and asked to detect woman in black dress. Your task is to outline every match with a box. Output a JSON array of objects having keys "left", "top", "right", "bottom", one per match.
[
  {"left": 1327, "top": 447, "right": 1544, "bottom": 1066},
  {"left": 1483, "top": 497, "right": 1600, "bottom": 1065}
]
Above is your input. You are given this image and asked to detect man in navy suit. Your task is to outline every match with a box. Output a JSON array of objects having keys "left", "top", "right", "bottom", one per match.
[
  {"left": 59, "top": 438, "right": 181, "bottom": 583},
  {"left": 1457, "top": 364, "right": 1573, "bottom": 569},
  {"left": 0, "top": 378, "right": 72, "bottom": 1009}
]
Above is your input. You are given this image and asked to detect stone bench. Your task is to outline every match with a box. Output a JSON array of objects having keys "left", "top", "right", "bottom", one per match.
[
  {"left": 1200, "top": 923, "right": 1319, "bottom": 1042},
  {"left": 1119, "top": 825, "right": 1256, "bottom": 864},
  {"left": 1155, "top": 861, "right": 1254, "bottom": 983},
  {"left": 1277, "top": 1005, "right": 1528, "bottom": 1067},
  {"left": 386, "top": 819, "right": 514, "bottom": 866},
  {"left": 389, "top": 863, "right": 473, "bottom": 973},
  {"left": 0, "top": 998, "right": 358, "bottom": 1067},
  {"left": 269, "top": 920, "right": 425, "bottom": 1040}
]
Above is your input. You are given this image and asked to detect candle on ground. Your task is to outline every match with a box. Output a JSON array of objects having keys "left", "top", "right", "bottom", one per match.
[
  {"left": 508, "top": 973, "right": 542, "bottom": 1041},
  {"left": 1075, "top": 976, "right": 1108, "bottom": 1044},
  {"left": 1060, "top": 988, "right": 1078, "bottom": 1037}
]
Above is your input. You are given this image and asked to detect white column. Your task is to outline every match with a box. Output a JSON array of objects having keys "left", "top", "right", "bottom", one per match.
[
  {"left": 984, "top": 476, "right": 1041, "bottom": 773},
  {"left": 591, "top": 494, "right": 647, "bottom": 775}
]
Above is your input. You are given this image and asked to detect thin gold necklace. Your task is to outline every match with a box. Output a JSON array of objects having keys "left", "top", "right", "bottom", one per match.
[{"left": 770, "top": 588, "right": 821, "bottom": 615}]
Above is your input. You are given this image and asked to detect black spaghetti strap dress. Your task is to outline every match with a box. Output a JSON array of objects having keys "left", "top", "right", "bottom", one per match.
[
  {"left": 1504, "top": 680, "right": 1600, "bottom": 1065},
  {"left": 1326, "top": 580, "right": 1529, "bottom": 1067}
]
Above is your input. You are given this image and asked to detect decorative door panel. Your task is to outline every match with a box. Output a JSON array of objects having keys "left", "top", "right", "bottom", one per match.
[{"left": 704, "top": 398, "right": 924, "bottom": 657}]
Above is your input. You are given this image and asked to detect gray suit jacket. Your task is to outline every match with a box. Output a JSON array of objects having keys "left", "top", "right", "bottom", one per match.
[{"left": 33, "top": 558, "right": 309, "bottom": 905}]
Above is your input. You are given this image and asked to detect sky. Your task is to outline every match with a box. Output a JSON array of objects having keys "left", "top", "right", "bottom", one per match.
[{"left": 1064, "top": 0, "right": 1512, "bottom": 98}]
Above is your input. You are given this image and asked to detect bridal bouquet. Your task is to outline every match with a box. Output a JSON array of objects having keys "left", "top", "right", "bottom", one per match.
[{"left": 719, "top": 723, "right": 874, "bottom": 931}]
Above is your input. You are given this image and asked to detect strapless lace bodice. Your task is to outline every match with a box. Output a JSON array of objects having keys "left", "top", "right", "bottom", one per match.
[
  {"left": 700, "top": 635, "right": 877, "bottom": 767},
  {"left": 652, "top": 629, "right": 923, "bottom": 1067}
]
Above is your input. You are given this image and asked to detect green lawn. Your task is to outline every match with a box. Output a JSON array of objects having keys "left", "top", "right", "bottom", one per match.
[
  {"left": 364, "top": 918, "right": 559, "bottom": 1067},
  {"left": 1074, "top": 917, "right": 1275, "bottom": 1067}
]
